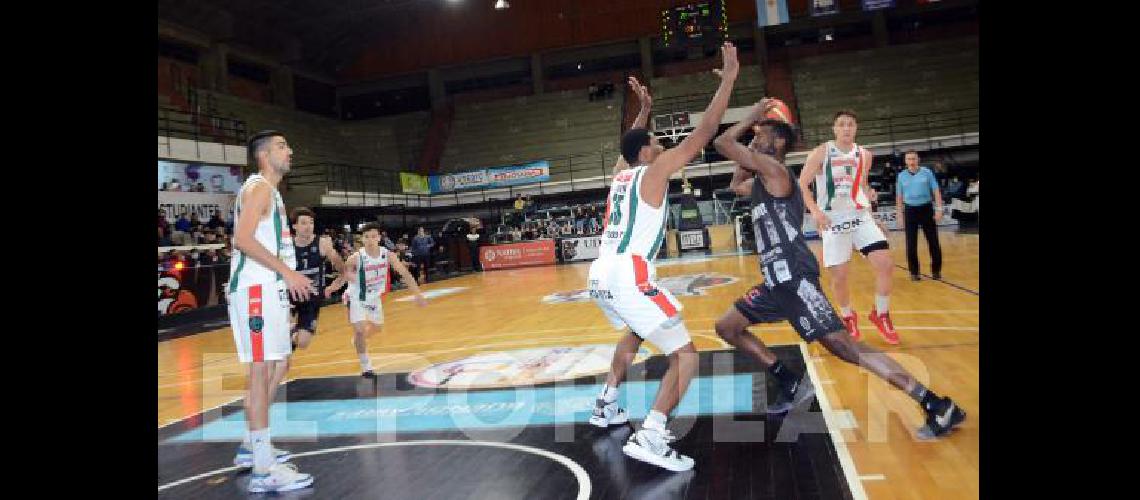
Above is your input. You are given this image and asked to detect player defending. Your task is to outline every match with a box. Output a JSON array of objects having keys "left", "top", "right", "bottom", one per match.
[{"left": 586, "top": 42, "right": 739, "bottom": 472}]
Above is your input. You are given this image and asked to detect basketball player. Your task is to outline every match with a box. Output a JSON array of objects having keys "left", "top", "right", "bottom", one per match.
[
  {"left": 586, "top": 41, "right": 739, "bottom": 472},
  {"left": 226, "top": 130, "right": 315, "bottom": 492},
  {"left": 325, "top": 223, "right": 427, "bottom": 377},
  {"left": 712, "top": 102, "right": 965, "bottom": 439},
  {"left": 798, "top": 110, "right": 899, "bottom": 344},
  {"left": 287, "top": 207, "right": 345, "bottom": 351}
]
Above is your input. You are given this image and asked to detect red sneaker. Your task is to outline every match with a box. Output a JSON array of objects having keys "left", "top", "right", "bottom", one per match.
[
  {"left": 869, "top": 308, "right": 900, "bottom": 344},
  {"left": 842, "top": 311, "right": 861, "bottom": 341}
]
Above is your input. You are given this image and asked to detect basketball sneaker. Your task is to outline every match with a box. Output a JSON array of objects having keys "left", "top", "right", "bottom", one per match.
[
  {"left": 868, "top": 308, "right": 899, "bottom": 344},
  {"left": 362, "top": 369, "right": 376, "bottom": 378},
  {"left": 233, "top": 445, "right": 292, "bottom": 468},
  {"left": 917, "top": 396, "right": 966, "bottom": 440},
  {"left": 623, "top": 424, "right": 693, "bottom": 472},
  {"left": 589, "top": 398, "right": 629, "bottom": 428},
  {"left": 843, "top": 311, "right": 861, "bottom": 341},
  {"left": 247, "top": 462, "right": 314, "bottom": 493},
  {"left": 766, "top": 375, "right": 816, "bottom": 415}
]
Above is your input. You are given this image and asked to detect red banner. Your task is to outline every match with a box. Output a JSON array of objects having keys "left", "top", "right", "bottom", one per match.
[{"left": 479, "top": 240, "right": 556, "bottom": 270}]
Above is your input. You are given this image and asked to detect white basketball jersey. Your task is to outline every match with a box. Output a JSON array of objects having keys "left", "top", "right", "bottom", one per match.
[
  {"left": 228, "top": 174, "right": 296, "bottom": 292},
  {"left": 815, "top": 141, "right": 871, "bottom": 214},
  {"left": 598, "top": 164, "right": 669, "bottom": 260},
  {"left": 347, "top": 247, "right": 390, "bottom": 303}
]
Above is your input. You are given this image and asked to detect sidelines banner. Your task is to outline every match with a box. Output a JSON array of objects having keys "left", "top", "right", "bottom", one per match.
[
  {"left": 400, "top": 172, "right": 431, "bottom": 195},
  {"left": 861, "top": 0, "right": 895, "bottom": 11},
  {"left": 159, "top": 191, "right": 237, "bottom": 222},
  {"left": 755, "top": 0, "right": 790, "bottom": 26},
  {"left": 812, "top": 0, "right": 840, "bottom": 16},
  {"left": 560, "top": 235, "right": 602, "bottom": 262},
  {"left": 429, "top": 160, "right": 551, "bottom": 193},
  {"left": 480, "top": 240, "right": 556, "bottom": 270},
  {"left": 487, "top": 161, "right": 550, "bottom": 188},
  {"left": 158, "top": 160, "right": 244, "bottom": 193},
  {"left": 430, "top": 169, "right": 489, "bottom": 193}
]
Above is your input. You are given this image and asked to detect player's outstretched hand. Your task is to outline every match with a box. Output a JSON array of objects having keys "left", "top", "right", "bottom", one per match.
[{"left": 283, "top": 268, "right": 315, "bottom": 302}]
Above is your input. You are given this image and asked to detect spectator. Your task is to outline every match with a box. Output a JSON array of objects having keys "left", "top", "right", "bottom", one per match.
[
  {"left": 466, "top": 225, "right": 482, "bottom": 272},
  {"left": 379, "top": 229, "right": 396, "bottom": 250},
  {"left": 158, "top": 208, "right": 170, "bottom": 232},
  {"left": 510, "top": 226, "right": 522, "bottom": 242},
  {"left": 206, "top": 210, "right": 225, "bottom": 231},
  {"left": 172, "top": 212, "right": 192, "bottom": 245},
  {"left": 945, "top": 176, "right": 965, "bottom": 200},
  {"left": 932, "top": 161, "right": 949, "bottom": 189},
  {"left": 411, "top": 226, "right": 435, "bottom": 285},
  {"left": 189, "top": 212, "right": 202, "bottom": 232},
  {"left": 158, "top": 226, "right": 173, "bottom": 247}
]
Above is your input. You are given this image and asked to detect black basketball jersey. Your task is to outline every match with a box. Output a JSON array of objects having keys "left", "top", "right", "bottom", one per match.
[
  {"left": 750, "top": 164, "right": 820, "bottom": 287},
  {"left": 294, "top": 236, "right": 324, "bottom": 291}
]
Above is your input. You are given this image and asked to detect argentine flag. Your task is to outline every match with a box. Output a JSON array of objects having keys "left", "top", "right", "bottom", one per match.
[{"left": 756, "top": 0, "right": 790, "bottom": 27}]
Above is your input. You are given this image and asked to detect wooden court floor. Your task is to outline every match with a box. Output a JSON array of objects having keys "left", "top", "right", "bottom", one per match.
[{"left": 158, "top": 230, "right": 978, "bottom": 499}]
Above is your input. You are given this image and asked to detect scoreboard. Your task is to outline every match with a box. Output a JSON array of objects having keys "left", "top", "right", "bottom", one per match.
[{"left": 661, "top": 1, "right": 728, "bottom": 48}]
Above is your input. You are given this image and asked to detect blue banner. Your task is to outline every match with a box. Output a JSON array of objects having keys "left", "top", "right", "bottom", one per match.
[
  {"left": 861, "top": 0, "right": 895, "bottom": 11},
  {"left": 428, "top": 160, "right": 550, "bottom": 193}
]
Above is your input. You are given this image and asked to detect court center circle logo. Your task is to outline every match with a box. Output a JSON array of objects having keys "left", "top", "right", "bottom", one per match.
[{"left": 407, "top": 344, "right": 653, "bottom": 389}]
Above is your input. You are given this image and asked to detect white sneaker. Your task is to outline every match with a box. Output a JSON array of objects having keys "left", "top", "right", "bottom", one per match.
[
  {"left": 247, "top": 462, "right": 314, "bottom": 493},
  {"left": 233, "top": 445, "right": 291, "bottom": 468},
  {"left": 589, "top": 399, "right": 629, "bottom": 428},
  {"left": 622, "top": 425, "right": 694, "bottom": 472}
]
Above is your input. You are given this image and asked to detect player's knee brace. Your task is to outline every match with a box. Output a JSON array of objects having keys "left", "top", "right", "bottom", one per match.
[{"left": 644, "top": 316, "right": 693, "bottom": 356}]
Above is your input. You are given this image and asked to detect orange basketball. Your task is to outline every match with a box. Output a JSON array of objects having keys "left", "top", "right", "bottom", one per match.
[{"left": 764, "top": 98, "right": 794, "bottom": 125}]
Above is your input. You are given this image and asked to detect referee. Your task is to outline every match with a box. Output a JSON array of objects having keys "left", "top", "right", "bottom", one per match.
[{"left": 896, "top": 150, "right": 943, "bottom": 281}]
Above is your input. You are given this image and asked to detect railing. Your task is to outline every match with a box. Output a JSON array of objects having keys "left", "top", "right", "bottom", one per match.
[
  {"left": 796, "top": 107, "right": 978, "bottom": 151},
  {"left": 157, "top": 105, "right": 248, "bottom": 146}
]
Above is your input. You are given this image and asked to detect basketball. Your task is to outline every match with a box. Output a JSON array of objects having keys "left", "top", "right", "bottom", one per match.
[{"left": 765, "top": 98, "right": 794, "bottom": 125}]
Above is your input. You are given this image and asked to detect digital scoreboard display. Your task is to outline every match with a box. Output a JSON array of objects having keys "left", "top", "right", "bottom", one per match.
[{"left": 661, "top": 1, "right": 727, "bottom": 47}]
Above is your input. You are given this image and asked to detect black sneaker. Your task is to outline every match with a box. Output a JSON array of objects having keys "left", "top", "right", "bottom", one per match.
[
  {"left": 932, "top": 273, "right": 942, "bottom": 280},
  {"left": 766, "top": 378, "right": 816, "bottom": 415},
  {"left": 911, "top": 274, "right": 922, "bottom": 282},
  {"left": 361, "top": 369, "right": 376, "bottom": 378},
  {"left": 917, "top": 397, "right": 966, "bottom": 439}
]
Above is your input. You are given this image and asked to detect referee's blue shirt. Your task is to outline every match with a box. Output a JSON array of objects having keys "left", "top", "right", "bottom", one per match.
[{"left": 896, "top": 167, "right": 938, "bottom": 206}]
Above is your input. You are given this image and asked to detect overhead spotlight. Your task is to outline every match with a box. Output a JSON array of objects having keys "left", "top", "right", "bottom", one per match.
[
  {"left": 494, "top": 0, "right": 509, "bottom": 9},
  {"left": 577, "top": 63, "right": 582, "bottom": 70}
]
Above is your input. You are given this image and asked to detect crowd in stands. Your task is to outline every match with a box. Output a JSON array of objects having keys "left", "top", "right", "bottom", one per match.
[
  {"left": 159, "top": 208, "right": 233, "bottom": 247},
  {"left": 587, "top": 81, "right": 615, "bottom": 102},
  {"left": 496, "top": 196, "right": 605, "bottom": 243}
]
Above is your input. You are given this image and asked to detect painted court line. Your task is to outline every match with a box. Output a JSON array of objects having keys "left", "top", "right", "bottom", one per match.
[{"left": 800, "top": 342, "right": 868, "bottom": 500}]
